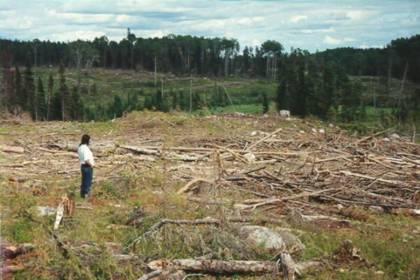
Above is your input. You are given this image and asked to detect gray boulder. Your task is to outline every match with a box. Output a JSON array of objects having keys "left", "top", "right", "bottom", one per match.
[
  {"left": 239, "top": 225, "right": 305, "bottom": 254},
  {"left": 240, "top": 225, "right": 285, "bottom": 251}
]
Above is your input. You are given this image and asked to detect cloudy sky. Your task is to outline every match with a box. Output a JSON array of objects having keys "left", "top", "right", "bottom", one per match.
[{"left": 1, "top": 0, "right": 419, "bottom": 51}]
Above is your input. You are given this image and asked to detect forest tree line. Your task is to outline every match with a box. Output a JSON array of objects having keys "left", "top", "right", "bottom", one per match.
[
  {"left": 0, "top": 32, "right": 419, "bottom": 123},
  {"left": 1, "top": 31, "right": 419, "bottom": 81}
]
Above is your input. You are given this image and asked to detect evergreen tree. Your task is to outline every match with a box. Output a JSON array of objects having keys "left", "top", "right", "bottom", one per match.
[
  {"left": 161, "top": 91, "right": 170, "bottom": 112},
  {"left": 127, "top": 91, "right": 140, "bottom": 111},
  {"left": 71, "top": 85, "right": 83, "bottom": 120},
  {"left": 58, "top": 64, "right": 70, "bottom": 120},
  {"left": 170, "top": 88, "right": 178, "bottom": 110},
  {"left": 291, "top": 64, "right": 306, "bottom": 117},
  {"left": 23, "top": 64, "right": 35, "bottom": 118},
  {"left": 111, "top": 95, "right": 124, "bottom": 117},
  {"left": 178, "top": 90, "right": 188, "bottom": 111},
  {"left": 47, "top": 72, "right": 54, "bottom": 120},
  {"left": 261, "top": 92, "right": 269, "bottom": 114},
  {"left": 15, "top": 66, "right": 23, "bottom": 112},
  {"left": 144, "top": 95, "right": 153, "bottom": 110},
  {"left": 152, "top": 89, "right": 163, "bottom": 111},
  {"left": 276, "top": 79, "right": 288, "bottom": 112},
  {"left": 192, "top": 92, "right": 203, "bottom": 110},
  {"left": 36, "top": 77, "right": 47, "bottom": 121}
]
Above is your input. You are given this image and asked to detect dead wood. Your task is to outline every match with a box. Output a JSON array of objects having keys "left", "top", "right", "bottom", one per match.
[
  {"left": 0, "top": 145, "right": 24, "bottom": 153},
  {"left": 118, "top": 145, "right": 160, "bottom": 155},
  {"left": 245, "top": 127, "right": 284, "bottom": 151},
  {"left": 128, "top": 217, "right": 287, "bottom": 248},
  {"left": 339, "top": 170, "right": 410, "bottom": 187},
  {"left": 354, "top": 129, "right": 391, "bottom": 145},
  {"left": 177, "top": 178, "right": 214, "bottom": 194},
  {"left": 239, "top": 187, "right": 341, "bottom": 210},
  {"left": 145, "top": 256, "right": 322, "bottom": 277}
]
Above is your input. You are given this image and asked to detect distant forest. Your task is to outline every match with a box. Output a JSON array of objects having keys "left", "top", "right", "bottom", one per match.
[{"left": 0, "top": 31, "right": 419, "bottom": 124}]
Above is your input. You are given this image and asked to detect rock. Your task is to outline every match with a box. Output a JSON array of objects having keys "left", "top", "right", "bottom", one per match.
[
  {"left": 311, "top": 128, "right": 317, "bottom": 133},
  {"left": 299, "top": 130, "right": 305, "bottom": 134},
  {"left": 383, "top": 137, "right": 390, "bottom": 142},
  {"left": 244, "top": 153, "right": 256, "bottom": 163},
  {"left": 329, "top": 123, "right": 334, "bottom": 128},
  {"left": 239, "top": 226, "right": 285, "bottom": 251},
  {"left": 390, "top": 133, "right": 400, "bottom": 139},
  {"left": 319, "top": 128, "right": 325, "bottom": 134},
  {"left": 279, "top": 110, "right": 290, "bottom": 118},
  {"left": 336, "top": 204, "right": 344, "bottom": 210},
  {"left": 251, "top": 131, "right": 258, "bottom": 136}
]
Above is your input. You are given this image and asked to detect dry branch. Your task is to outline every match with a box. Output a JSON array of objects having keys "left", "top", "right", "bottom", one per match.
[
  {"left": 145, "top": 256, "right": 321, "bottom": 277},
  {"left": 177, "top": 178, "right": 214, "bottom": 194},
  {"left": 0, "top": 145, "right": 24, "bottom": 153},
  {"left": 339, "top": 170, "right": 409, "bottom": 187},
  {"left": 245, "top": 127, "right": 284, "bottom": 151}
]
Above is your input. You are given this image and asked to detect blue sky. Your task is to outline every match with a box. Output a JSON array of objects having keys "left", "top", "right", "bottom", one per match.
[{"left": 0, "top": 0, "right": 419, "bottom": 51}]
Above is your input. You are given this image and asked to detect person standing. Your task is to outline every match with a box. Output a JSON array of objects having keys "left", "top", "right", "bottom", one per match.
[{"left": 78, "top": 134, "right": 95, "bottom": 199}]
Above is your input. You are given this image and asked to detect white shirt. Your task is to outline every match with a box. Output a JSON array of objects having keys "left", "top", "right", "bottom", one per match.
[{"left": 78, "top": 144, "right": 95, "bottom": 167}]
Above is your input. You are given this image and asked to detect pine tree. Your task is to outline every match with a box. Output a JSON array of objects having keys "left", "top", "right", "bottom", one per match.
[
  {"left": 179, "top": 90, "right": 188, "bottom": 111},
  {"left": 23, "top": 64, "right": 35, "bottom": 118},
  {"left": 261, "top": 92, "right": 269, "bottom": 114},
  {"left": 36, "top": 77, "right": 47, "bottom": 121},
  {"left": 292, "top": 64, "right": 306, "bottom": 117},
  {"left": 144, "top": 95, "right": 153, "bottom": 110},
  {"left": 153, "top": 89, "right": 163, "bottom": 111},
  {"left": 112, "top": 95, "right": 124, "bottom": 117},
  {"left": 276, "top": 79, "right": 288, "bottom": 112},
  {"left": 170, "top": 88, "right": 177, "bottom": 110},
  {"left": 192, "top": 92, "right": 203, "bottom": 110},
  {"left": 15, "top": 66, "right": 23, "bottom": 113},
  {"left": 47, "top": 72, "right": 54, "bottom": 120},
  {"left": 71, "top": 85, "right": 83, "bottom": 120}
]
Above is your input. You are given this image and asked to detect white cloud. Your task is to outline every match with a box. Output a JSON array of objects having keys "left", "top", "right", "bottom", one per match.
[
  {"left": 346, "top": 10, "right": 372, "bottom": 21},
  {"left": 47, "top": 30, "right": 106, "bottom": 42},
  {"left": 0, "top": 15, "right": 32, "bottom": 30},
  {"left": 323, "top": 35, "right": 341, "bottom": 45},
  {"left": 290, "top": 15, "right": 307, "bottom": 23},
  {"left": 301, "top": 27, "right": 335, "bottom": 34},
  {"left": 324, "top": 35, "right": 355, "bottom": 45}
]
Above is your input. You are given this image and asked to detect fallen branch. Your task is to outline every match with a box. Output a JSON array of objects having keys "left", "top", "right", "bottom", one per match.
[
  {"left": 118, "top": 145, "right": 160, "bottom": 155},
  {"left": 239, "top": 187, "right": 341, "bottom": 210},
  {"left": 245, "top": 127, "right": 284, "bottom": 151},
  {"left": 145, "top": 257, "right": 321, "bottom": 277},
  {"left": 0, "top": 145, "right": 24, "bottom": 153},
  {"left": 127, "top": 217, "right": 287, "bottom": 249},
  {"left": 177, "top": 178, "right": 214, "bottom": 194},
  {"left": 339, "top": 170, "right": 409, "bottom": 187}
]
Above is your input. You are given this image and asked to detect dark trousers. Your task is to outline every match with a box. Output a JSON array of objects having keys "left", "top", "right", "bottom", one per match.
[{"left": 80, "top": 165, "right": 93, "bottom": 198}]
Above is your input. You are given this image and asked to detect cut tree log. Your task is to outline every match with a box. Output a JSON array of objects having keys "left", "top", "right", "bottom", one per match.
[
  {"left": 0, "top": 145, "right": 24, "bottom": 153},
  {"left": 118, "top": 145, "right": 160, "bottom": 155},
  {"left": 145, "top": 257, "right": 321, "bottom": 277}
]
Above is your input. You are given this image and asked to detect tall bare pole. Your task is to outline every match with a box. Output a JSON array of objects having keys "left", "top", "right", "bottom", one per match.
[
  {"left": 161, "top": 78, "right": 164, "bottom": 99},
  {"left": 189, "top": 76, "right": 192, "bottom": 113},
  {"left": 154, "top": 56, "right": 157, "bottom": 87}
]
